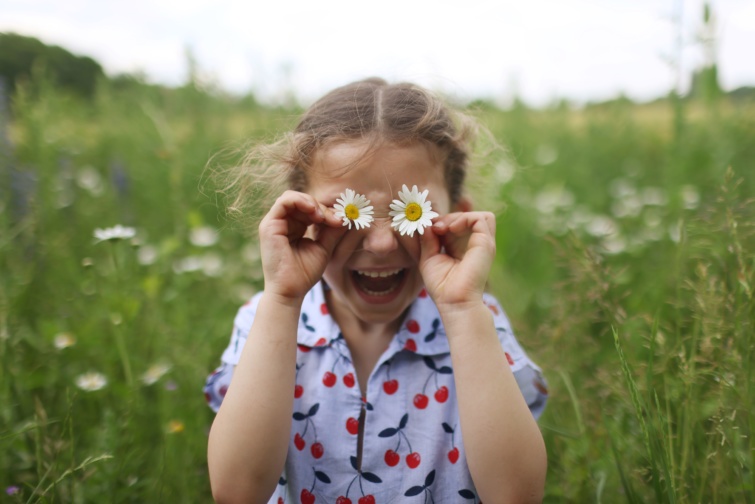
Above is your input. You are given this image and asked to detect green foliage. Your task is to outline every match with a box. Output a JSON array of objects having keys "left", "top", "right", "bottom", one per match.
[
  {"left": 0, "top": 71, "right": 753, "bottom": 502},
  {"left": 0, "top": 33, "right": 104, "bottom": 98}
]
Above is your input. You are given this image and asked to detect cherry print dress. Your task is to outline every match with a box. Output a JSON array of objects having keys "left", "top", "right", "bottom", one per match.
[{"left": 205, "top": 282, "right": 548, "bottom": 503}]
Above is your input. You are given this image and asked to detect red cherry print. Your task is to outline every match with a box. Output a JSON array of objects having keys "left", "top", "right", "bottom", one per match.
[
  {"left": 434, "top": 386, "right": 449, "bottom": 403},
  {"left": 358, "top": 496, "right": 376, "bottom": 504},
  {"left": 343, "top": 373, "right": 355, "bottom": 388},
  {"left": 323, "top": 372, "right": 337, "bottom": 387},
  {"left": 383, "top": 379, "right": 399, "bottom": 394},
  {"left": 413, "top": 393, "right": 429, "bottom": 409},
  {"left": 315, "top": 337, "right": 327, "bottom": 346},
  {"left": 384, "top": 449, "right": 400, "bottom": 466},
  {"left": 294, "top": 433, "right": 306, "bottom": 451},
  {"left": 448, "top": 447, "right": 460, "bottom": 464},
  {"left": 320, "top": 303, "right": 329, "bottom": 315},
  {"left": 406, "top": 319, "right": 420, "bottom": 333},
  {"left": 298, "top": 344, "right": 312, "bottom": 353},
  {"left": 294, "top": 384, "right": 304, "bottom": 398},
  {"left": 505, "top": 352, "right": 514, "bottom": 366},
  {"left": 406, "top": 452, "right": 421, "bottom": 468},
  {"left": 204, "top": 392, "right": 211, "bottom": 403},
  {"left": 346, "top": 417, "right": 359, "bottom": 435},
  {"left": 301, "top": 489, "right": 315, "bottom": 504},
  {"left": 219, "top": 385, "right": 228, "bottom": 397},
  {"left": 336, "top": 498, "right": 352, "bottom": 504},
  {"left": 278, "top": 498, "right": 284, "bottom": 504},
  {"left": 418, "top": 288, "right": 428, "bottom": 298},
  {"left": 404, "top": 339, "right": 417, "bottom": 352},
  {"left": 534, "top": 379, "right": 549, "bottom": 395},
  {"left": 486, "top": 302, "right": 499, "bottom": 315},
  {"left": 311, "top": 442, "right": 324, "bottom": 459}
]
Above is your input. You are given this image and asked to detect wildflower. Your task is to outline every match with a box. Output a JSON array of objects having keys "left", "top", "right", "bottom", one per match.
[
  {"left": 141, "top": 362, "right": 172, "bottom": 386},
  {"left": 641, "top": 187, "right": 668, "bottom": 206},
  {"left": 189, "top": 226, "right": 219, "bottom": 247},
  {"left": 75, "top": 372, "right": 107, "bottom": 391},
  {"left": 533, "top": 187, "right": 574, "bottom": 215},
  {"left": 137, "top": 245, "right": 158, "bottom": 265},
  {"left": 172, "top": 256, "right": 203, "bottom": 274},
  {"left": 76, "top": 166, "right": 104, "bottom": 195},
  {"left": 680, "top": 185, "right": 700, "bottom": 210},
  {"left": 172, "top": 254, "right": 224, "bottom": 276},
  {"left": 164, "top": 380, "right": 178, "bottom": 391},
  {"left": 6, "top": 486, "right": 20, "bottom": 496},
  {"left": 167, "top": 420, "right": 185, "bottom": 434},
  {"left": 389, "top": 185, "right": 438, "bottom": 237},
  {"left": 94, "top": 225, "right": 136, "bottom": 243},
  {"left": 333, "top": 189, "right": 374, "bottom": 230},
  {"left": 534, "top": 144, "right": 558, "bottom": 165},
  {"left": 54, "top": 332, "right": 76, "bottom": 350},
  {"left": 585, "top": 216, "right": 618, "bottom": 237}
]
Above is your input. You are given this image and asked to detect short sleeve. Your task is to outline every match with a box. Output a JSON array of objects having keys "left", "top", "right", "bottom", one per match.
[
  {"left": 483, "top": 293, "right": 549, "bottom": 420},
  {"left": 203, "top": 292, "right": 263, "bottom": 412}
]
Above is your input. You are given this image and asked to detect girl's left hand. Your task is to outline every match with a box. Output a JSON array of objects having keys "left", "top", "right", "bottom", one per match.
[{"left": 418, "top": 211, "right": 496, "bottom": 309}]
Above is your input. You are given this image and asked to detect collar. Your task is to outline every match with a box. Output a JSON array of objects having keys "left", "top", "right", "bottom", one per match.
[{"left": 296, "top": 282, "right": 450, "bottom": 356}]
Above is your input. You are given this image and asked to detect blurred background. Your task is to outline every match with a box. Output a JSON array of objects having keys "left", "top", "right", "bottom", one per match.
[{"left": 1, "top": 0, "right": 753, "bottom": 502}]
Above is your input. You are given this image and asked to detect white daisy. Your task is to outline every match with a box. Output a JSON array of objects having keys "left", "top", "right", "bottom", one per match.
[
  {"left": 94, "top": 225, "right": 136, "bottom": 243},
  {"left": 333, "top": 189, "right": 374, "bottom": 230},
  {"left": 141, "top": 362, "right": 172, "bottom": 386},
  {"left": 389, "top": 185, "right": 439, "bottom": 237},
  {"left": 53, "top": 332, "right": 76, "bottom": 350},
  {"left": 75, "top": 371, "right": 107, "bottom": 391}
]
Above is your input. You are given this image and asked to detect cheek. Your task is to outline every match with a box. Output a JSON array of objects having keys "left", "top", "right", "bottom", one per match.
[{"left": 400, "top": 236, "right": 422, "bottom": 263}]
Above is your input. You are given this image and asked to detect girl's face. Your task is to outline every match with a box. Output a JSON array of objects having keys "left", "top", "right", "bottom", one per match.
[{"left": 306, "top": 140, "right": 455, "bottom": 329}]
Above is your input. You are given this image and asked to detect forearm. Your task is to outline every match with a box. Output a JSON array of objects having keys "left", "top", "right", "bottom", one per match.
[
  {"left": 441, "top": 303, "right": 546, "bottom": 504},
  {"left": 208, "top": 293, "right": 302, "bottom": 503}
]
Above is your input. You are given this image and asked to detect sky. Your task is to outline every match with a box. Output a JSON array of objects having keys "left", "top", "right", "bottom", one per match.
[{"left": 1, "top": 0, "right": 754, "bottom": 106}]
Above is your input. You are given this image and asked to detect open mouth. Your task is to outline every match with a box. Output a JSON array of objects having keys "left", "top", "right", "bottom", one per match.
[{"left": 352, "top": 268, "right": 406, "bottom": 297}]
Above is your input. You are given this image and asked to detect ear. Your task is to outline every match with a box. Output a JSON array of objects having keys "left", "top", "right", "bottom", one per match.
[{"left": 452, "top": 196, "right": 473, "bottom": 213}]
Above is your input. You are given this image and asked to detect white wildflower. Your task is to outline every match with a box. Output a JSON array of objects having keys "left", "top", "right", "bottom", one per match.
[
  {"left": 189, "top": 226, "right": 219, "bottom": 247},
  {"left": 333, "top": 189, "right": 374, "bottom": 230},
  {"left": 141, "top": 362, "right": 172, "bottom": 386},
  {"left": 94, "top": 225, "right": 136, "bottom": 243},
  {"left": 54, "top": 332, "right": 76, "bottom": 350},
  {"left": 389, "top": 185, "right": 439, "bottom": 237},
  {"left": 75, "top": 372, "right": 107, "bottom": 391}
]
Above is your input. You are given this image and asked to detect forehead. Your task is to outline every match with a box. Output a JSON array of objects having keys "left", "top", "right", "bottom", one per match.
[{"left": 307, "top": 141, "right": 448, "bottom": 205}]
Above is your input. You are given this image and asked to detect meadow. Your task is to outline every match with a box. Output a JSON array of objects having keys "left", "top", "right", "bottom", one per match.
[{"left": 1, "top": 76, "right": 753, "bottom": 503}]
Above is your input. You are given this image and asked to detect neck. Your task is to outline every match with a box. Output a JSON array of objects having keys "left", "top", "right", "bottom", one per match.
[{"left": 324, "top": 290, "right": 402, "bottom": 348}]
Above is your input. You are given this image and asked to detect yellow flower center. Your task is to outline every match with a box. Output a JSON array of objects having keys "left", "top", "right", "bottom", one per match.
[
  {"left": 345, "top": 204, "right": 360, "bottom": 220},
  {"left": 405, "top": 202, "right": 423, "bottom": 222}
]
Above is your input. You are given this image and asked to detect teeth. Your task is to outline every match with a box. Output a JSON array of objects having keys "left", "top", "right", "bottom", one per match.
[
  {"left": 356, "top": 269, "right": 402, "bottom": 278},
  {"left": 363, "top": 284, "right": 400, "bottom": 296}
]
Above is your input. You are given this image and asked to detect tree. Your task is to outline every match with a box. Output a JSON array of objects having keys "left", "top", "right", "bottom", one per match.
[{"left": 0, "top": 32, "right": 104, "bottom": 98}]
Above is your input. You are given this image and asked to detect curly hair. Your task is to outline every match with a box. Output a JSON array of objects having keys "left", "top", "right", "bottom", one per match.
[{"left": 215, "top": 77, "right": 481, "bottom": 230}]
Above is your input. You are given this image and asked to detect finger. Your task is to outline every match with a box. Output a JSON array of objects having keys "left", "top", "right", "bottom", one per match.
[
  {"left": 318, "top": 203, "right": 347, "bottom": 228},
  {"left": 268, "top": 191, "right": 325, "bottom": 224},
  {"left": 316, "top": 223, "right": 348, "bottom": 256},
  {"left": 444, "top": 212, "right": 495, "bottom": 236},
  {"left": 419, "top": 224, "right": 442, "bottom": 263}
]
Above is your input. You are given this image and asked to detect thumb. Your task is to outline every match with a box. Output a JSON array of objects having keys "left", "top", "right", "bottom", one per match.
[{"left": 316, "top": 223, "right": 348, "bottom": 257}]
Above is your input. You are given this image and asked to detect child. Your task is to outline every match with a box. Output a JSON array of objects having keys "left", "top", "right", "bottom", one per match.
[{"left": 205, "top": 78, "right": 548, "bottom": 504}]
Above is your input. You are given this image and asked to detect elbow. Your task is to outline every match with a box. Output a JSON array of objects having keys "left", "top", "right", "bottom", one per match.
[
  {"left": 210, "top": 480, "right": 271, "bottom": 504},
  {"left": 209, "top": 459, "right": 275, "bottom": 504}
]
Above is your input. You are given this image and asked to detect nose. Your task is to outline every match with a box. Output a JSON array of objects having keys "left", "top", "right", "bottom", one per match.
[{"left": 362, "top": 218, "right": 398, "bottom": 256}]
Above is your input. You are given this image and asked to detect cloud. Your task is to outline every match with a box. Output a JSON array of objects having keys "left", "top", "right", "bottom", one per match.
[{"left": 2, "top": 0, "right": 754, "bottom": 104}]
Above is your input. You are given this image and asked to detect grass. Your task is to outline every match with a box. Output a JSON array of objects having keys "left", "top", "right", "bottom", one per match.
[{"left": 1, "top": 76, "right": 753, "bottom": 502}]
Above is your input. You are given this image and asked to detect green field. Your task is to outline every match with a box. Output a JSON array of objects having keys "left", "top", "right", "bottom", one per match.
[{"left": 1, "top": 77, "right": 753, "bottom": 502}]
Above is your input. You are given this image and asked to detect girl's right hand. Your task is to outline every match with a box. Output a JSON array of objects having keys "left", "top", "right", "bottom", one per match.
[{"left": 258, "top": 190, "right": 346, "bottom": 301}]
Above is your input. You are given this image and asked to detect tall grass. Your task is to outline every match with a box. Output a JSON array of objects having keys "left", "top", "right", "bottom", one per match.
[{"left": 0, "top": 76, "right": 752, "bottom": 502}]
